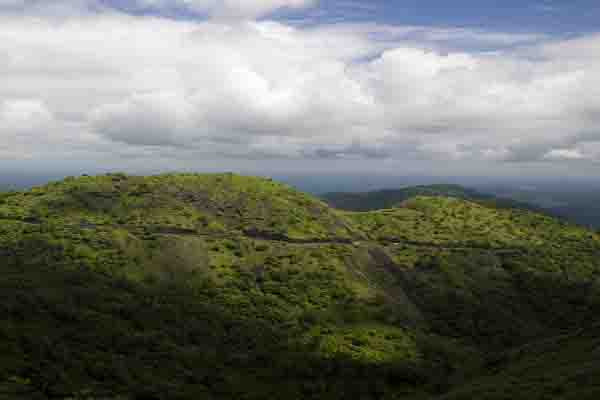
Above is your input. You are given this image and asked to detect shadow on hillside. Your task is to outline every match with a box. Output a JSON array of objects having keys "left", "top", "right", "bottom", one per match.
[{"left": 0, "top": 257, "right": 441, "bottom": 400}]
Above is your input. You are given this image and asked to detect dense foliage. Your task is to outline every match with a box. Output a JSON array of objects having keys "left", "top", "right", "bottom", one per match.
[
  {"left": 1, "top": 173, "right": 599, "bottom": 399},
  {"left": 322, "top": 184, "right": 547, "bottom": 214}
]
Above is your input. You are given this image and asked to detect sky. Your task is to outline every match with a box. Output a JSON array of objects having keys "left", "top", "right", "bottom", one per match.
[{"left": 1, "top": 0, "right": 600, "bottom": 180}]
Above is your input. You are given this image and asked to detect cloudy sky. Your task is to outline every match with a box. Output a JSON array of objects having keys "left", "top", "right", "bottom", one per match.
[{"left": 1, "top": 0, "right": 600, "bottom": 178}]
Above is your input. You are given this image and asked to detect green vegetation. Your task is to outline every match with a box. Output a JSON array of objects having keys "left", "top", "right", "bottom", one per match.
[
  {"left": 322, "top": 184, "right": 546, "bottom": 213},
  {"left": 483, "top": 184, "right": 600, "bottom": 229},
  {"left": 1, "top": 173, "right": 599, "bottom": 399}
]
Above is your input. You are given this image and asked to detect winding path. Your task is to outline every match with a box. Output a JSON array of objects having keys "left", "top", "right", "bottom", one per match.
[{"left": 0, "top": 215, "right": 527, "bottom": 255}]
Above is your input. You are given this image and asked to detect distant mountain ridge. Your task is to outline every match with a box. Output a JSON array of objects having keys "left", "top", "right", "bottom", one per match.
[
  {"left": 322, "top": 184, "right": 549, "bottom": 213},
  {"left": 481, "top": 184, "right": 600, "bottom": 229}
]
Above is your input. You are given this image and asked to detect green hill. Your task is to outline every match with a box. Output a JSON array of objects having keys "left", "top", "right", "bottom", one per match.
[
  {"left": 322, "top": 184, "right": 546, "bottom": 213},
  {"left": 1, "top": 173, "right": 599, "bottom": 399}
]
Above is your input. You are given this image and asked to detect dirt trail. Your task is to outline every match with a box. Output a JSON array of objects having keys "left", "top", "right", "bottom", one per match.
[{"left": 0, "top": 216, "right": 528, "bottom": 254}]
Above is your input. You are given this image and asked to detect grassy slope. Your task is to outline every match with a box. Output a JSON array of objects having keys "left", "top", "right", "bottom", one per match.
[
  {"left": 1, "top": 174, "right": 599, "bottom": 399},
  {"left": 322, "top": 184, "right": 547, "bottom": 214}
]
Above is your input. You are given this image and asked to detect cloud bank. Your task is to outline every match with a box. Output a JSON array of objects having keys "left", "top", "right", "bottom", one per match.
[{"left": 1, "top": 0, "right": 599, "bottom": 172}]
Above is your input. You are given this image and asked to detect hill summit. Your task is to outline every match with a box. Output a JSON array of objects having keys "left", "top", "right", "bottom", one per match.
[
  {"left": 322, "top": 183, "right": 545, "bottom": 213},
  {"left": 1, "top": 173, "right": 600, "bottom": 399}
]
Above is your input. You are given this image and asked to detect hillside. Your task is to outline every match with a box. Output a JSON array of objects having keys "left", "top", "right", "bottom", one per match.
[
  {"left": 481, "top": 184, "right": 600, "bottom": 229},
  {"left": 322, "top": 184, "right": 546, "bottom": 214},
  {"left": 1, "top": 173, "right": 600, "bottom": 399}
]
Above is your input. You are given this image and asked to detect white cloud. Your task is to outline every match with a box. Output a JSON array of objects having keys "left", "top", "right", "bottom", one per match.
[
  {"left": 0, "top": 99, "right": 53, "bottom": 135},
  {"left": 133, "top": 0, "right": 316, "bottom": 19},
  {"left": 0, "top": 98, "right": 88, "bottom": 160},
  {"left": 0, "top": 0, "right": 24, "bottom": 5},
  {"left": 0, "top": 0, "right": 105, "bottom": 16},
  {"left": 91, "top": 91, "right": 194, "bottom": 146},
  {"left": 0, "top": 0, "right": 317, "bottom": 19},
  {"left": 0, "top": 8, "right": 599, "bottom": 170}
]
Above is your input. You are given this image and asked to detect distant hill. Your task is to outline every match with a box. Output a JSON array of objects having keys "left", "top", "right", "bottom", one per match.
[
  {"left": 480, "top": 184, "right": 600, "bottom": 229},
  {"left": 1, "top": 174, "right": 599, "bottom": 399},
  {"left": 552, "top": 202, "right": 600, "bottom": 229},
  {"left": 321, "top": 184, "right": 546, "bottom": 213}
]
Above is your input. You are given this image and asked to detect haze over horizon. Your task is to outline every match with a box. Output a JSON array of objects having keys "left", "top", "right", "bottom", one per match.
[{"left": 1, "top": 0, "right": 600, "bottom": 179}]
